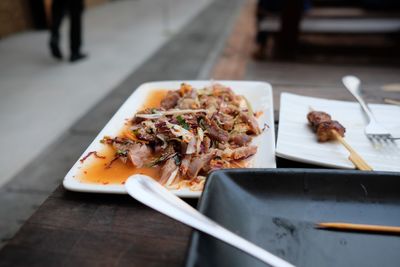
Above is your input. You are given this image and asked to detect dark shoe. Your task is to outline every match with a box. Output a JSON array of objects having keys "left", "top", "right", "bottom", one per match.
[
  {"left": 70, "top": 53, "right": 88, "bottom": 63},
  {"left": 49, "top": 41, "right": 63, "bottom": 60}
]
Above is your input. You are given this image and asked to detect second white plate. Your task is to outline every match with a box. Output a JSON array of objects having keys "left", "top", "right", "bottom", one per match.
[{"left": 276, "top": 92, "right": 400, "bottom": 172}]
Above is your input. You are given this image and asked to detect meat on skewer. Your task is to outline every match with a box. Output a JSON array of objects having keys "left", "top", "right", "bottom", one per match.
[
  {"left": 306, "top": 110, "right": 372, "bottom": 171},
  {"left": 307, "top": 111, "right": 346, "bottom": 142},
  {"left": 307, "top": 111, "right": 331, "bottom": 131}
]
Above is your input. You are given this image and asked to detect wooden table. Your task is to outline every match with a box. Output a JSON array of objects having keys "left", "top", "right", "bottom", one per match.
[
  {"left": 1, "top": 0, "right": 399, "bottom": 264},
  {"left": 1, "top": 4, "right": 399, "bottom": 263},
  {"left": 0, "top": 74, "right": 397, "bottom": 267},
  {"left": 0, "top": 186, "right": 195, "bottom": 266}
]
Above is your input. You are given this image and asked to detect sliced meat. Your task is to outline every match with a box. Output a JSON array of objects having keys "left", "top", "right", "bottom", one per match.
[
  {"left": 177, "top": 98, "right": 199, "bottom": 109},
  {"left": 307, "top": 111, "right": 332, "bottom": 131},
  {"left": 154, "top": 120, "right": 173, "bottom": 137},
  {"left": 182, "top": 114, "right": 198, "bottom": 128},
  {"left": 231, "top": 145, "right": 257, "bottom": 160},
  {"left": 239, "top": 112, "right": 261, "bottom": 135},
  {"left": 134, "top": 128, "right": 156, "bottom": 142},
  {"left": 159, "top": 157, "right": 178, "bottom": 185},
  {"left": 127, "top": 143, "right": 152, "bottom": 167},
  {"left": 187, "top": 152, "right": 215, "bottom": 179},
  {"left": 212, "top": 83, "right": 234, "bottom": 101},
  {"left": 215, "top": 113, "right": 235, "bottom": 131},
  {"left": 199, "top": 95, "right": 221, "bottom": 113},
  {"left": 209, "top": 158, "right": 230, "bottom": 171},
  {"left": 204, "top": 118, "right": 229, "bottom": 143},
  {"left": 229, "top": 134, "right": 252, "bottom": 146},
  {"left": 316, "top": 120, "right": 346, "bottom": 142},
  {"left": 219, "top": 104, "right": 239, "bottom": 116},
  {"left": 202, "top": 136, "right": 211, "bottom": 153},
  {"left": 161, "top": 90, "right": 180, "bottom": 109}
]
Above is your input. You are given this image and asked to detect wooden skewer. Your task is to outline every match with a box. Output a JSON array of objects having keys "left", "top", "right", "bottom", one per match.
[
  {"left": 384, "top": 98, "right": 400, "bottom": 106},
  {"left": 316, "top": 222, "right": 400, "bottom": 235},
  {"left": 331, "top": 130, "right": 373, "bottom": 171}
]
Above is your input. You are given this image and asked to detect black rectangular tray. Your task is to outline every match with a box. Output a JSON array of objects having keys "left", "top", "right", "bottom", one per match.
[{"left": 185, "top": 169, "right": 400, "bottom": 267}]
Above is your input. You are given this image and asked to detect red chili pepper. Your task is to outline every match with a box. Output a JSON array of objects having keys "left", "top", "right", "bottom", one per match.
[{"left": 80, "top": 151, "right": 106, "bottom": 163}]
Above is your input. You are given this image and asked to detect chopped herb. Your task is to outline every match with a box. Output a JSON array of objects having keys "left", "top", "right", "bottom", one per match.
[
  {"left": 151, "top": 108, "right": 158, "bottom": 114},
  {"left": 80, "top": 151, "right": 106, "bottom": 163},
  {"left": 176, "top": 115, "right": 190, "bottom": 130},
  {"left": 131, "top": 129, "right": 139, "bottom": 135},
  {"left": 116, "top": 150, "right": 128, "bottom": 156},
  {"left": 173, "top": 155, "right": 181, "bottom": 165},
  {"left": 147, "top": 152, "right": 177, "bottom": 167},
  {"left": 148, "top": 154, "right": 168, "bottom": 167}
]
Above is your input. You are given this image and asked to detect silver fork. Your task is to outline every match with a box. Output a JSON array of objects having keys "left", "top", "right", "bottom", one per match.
[{"left": 342, "top": 75, "right": 399, "bottom": 141}]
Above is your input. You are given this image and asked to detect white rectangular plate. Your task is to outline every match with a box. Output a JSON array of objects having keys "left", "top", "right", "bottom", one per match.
[
  {"left": 276, "top": 93, "right": 400, "bottom": 172},
  {"left": 63, "top": 81, "right": 276, "bottom": 198}
]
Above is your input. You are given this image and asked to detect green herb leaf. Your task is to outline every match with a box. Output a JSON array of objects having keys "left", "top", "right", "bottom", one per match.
[
  {"left": 116, "top": 150, "right": 128, "bottom": 156},
  {"left": 176, "top": 115, "right": 190, "bottom": 130},
  {"left": 173, "top": 155, "right": 181, "bottom": 166},
  {"left": 147, "top": 152, "right": 176, "bottom": 167},
  {"left": 198, "top": 118, "right": 206, "bottom": 130}
]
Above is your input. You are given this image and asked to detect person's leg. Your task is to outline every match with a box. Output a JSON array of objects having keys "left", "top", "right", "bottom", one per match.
[
  {"left": 49, "top": 0, "right": 66, "bottom": 59},
  {"left": 69, "top": 0, "right": 86, "bottom": 62}
]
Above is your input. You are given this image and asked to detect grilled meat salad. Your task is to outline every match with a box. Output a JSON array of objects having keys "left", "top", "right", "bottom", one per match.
[{"left": 103, "top": 83, "right": 262, "bottom": 190}]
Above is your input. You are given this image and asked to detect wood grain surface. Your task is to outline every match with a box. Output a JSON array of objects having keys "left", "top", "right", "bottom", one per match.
[
  {"left": 0, "top": 78, "right": 391, "bottom": 266},
  {"left": 0, "top": 187, "right": 196, "bottom": 267},
  {"left": 0, "top": 0, "right": 398, "bottom": 266}
]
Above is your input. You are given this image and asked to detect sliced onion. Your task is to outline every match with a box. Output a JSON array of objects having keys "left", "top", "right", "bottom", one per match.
[
  {"left": 135, "top": 113, "right": 163, "bottom": 119},
  {"left": 197, "top": 127, "right": 204, "bottom": 141},
  {"left": 165, "top": 168, "right": 179, "bottom": 187},
  {"left": 196, "top": 127, "right": 204, "bottom": 154},
  {"left": 156, "top": 134, "right": 167, "bottom": 149},
  {"left": 186, "top": 137, "right": 197, "bottom": 154},
  {"left": 166, "top": 122, "right": 194, "bottom": 143},
  {"left": 242, "top": 95, "right": 254, "bottom": 115},
  {"left": 136, "top": 109, "right": 207, "bottom": 119}
]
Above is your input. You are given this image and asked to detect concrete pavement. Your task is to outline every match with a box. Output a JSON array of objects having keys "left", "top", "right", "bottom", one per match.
[
  {"left": 0, "top": 0, "right": 211, "bottom": 187},
  {"left": 0, "top": 0, "right": 242, "bottom": 248}
]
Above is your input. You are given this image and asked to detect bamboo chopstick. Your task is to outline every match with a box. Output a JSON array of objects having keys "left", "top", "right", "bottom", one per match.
[
  {"left": 331, "top": 130, "right": 373, "bottom": 171},
  {"left": 381, "top": 84, "right": 400, "bottom": 92},
  {"left": 316, "top": 222, "right": 400, "bottom": 235}
]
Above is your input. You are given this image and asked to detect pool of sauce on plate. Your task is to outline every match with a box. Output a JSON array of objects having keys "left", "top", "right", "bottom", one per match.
[{"left": 77, "top": 89, "right": 168, "bottom": 185}]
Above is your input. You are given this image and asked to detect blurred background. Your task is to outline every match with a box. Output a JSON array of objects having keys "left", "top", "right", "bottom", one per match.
[{"left": 0, "top": 0, "right": 399, "bottom": 248}]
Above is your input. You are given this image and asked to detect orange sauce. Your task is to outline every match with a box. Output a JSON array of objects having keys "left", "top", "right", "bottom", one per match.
[
  {"left": 141, "top": 89, "right": 168, "bottom": 109},
  {"left": 77, "top": 89, "right": 168, "bottom": 185}
]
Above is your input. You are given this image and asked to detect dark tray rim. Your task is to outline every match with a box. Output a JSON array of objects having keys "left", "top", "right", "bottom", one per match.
[{"left": 184, "top": 168, "right": 400, "bottom": 267}]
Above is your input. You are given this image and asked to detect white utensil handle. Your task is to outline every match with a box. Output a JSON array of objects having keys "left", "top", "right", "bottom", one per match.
[
  {"left": 342, "top": 76, "right": 376, "bottom": 121},
  {"left": 125, "top": 175, "right": 296, "bottom": 267}
]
